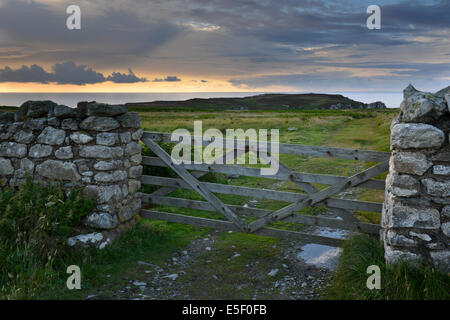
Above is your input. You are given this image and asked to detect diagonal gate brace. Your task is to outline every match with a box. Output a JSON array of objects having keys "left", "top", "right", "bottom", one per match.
[
  {"left": 142, "top": 138, "right": 248, "bottom": 232},
  {"left": 248, "top": 160, "right": 389, "bottom": 233}
]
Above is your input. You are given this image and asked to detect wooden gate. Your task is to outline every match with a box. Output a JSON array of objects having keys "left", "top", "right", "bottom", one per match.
[{"left": 140, "top": 131, "right": 389, "bottom": 247}]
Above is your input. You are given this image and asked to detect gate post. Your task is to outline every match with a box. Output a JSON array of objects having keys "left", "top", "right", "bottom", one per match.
[{"left": 382, "top": 85, "right": 449, "bottom": 272}]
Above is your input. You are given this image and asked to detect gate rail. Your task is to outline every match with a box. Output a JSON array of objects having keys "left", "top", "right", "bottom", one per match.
[{"left": 140, "top": 131, "right": 389, "bottom": 247}]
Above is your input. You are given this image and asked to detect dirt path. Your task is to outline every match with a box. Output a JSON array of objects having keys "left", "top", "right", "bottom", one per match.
[
  {"left": 85, "top": 173, "right": 351, "bottom": 300},
  {"left": 84, "top": 160, "right": 363, "bottom": 300},
  {"left": 87, "top": 228, "right": 337, "bottom": 300}
]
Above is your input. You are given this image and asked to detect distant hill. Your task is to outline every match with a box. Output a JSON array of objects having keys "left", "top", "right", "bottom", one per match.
[{"left": 126, "top": 93, "right": 386, "bottom": 110}]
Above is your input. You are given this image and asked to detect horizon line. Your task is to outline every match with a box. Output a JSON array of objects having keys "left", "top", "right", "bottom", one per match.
[{"left": 0, "top": 90, "right": 403, "bottom": 94}]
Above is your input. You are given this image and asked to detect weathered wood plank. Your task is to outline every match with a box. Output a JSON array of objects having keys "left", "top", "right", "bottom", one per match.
[
  {"left": 141, "top": 175, "right": 383, "bottom": 212},
  {"left": 278, "top": 160, "right": 318, "bottom": 194},
  {"left": 142, "top": 156, "right": 385, "bottom": 190},
  {"left": 327, "top": 207, "right": 360, "bottom": 224},
  {"left": 140, "top": 209, "right": 345, "bottom": 247},
  {"left": 281, "top": 160, "right": 359, "bottom": 226},
  {"left": 147, "top": 156, "right": 366, "bottom": 228},
  {"left": 142, "top": 138, "right": 248, "bottom": 232},
  {"left": 254, "top": 228, "right": 345, "bottom": 247},
  {"left": 278, "top": 144, "right": 389, "bottom": 162},
  {"left": 150, "top": 171, "right": 207, "bottom": 197},
  {"left": 283, "top": 214, "right": 380, "bottom": 235},
  {"left": 142, "top": 194, "right": 380, "bottom": 234},
  {"left": 141, "top": 209, "right": 234, "bottom": 230},
  {"left": 142, "top": 131, "right": 390, "bottom": 162},
  {"left": 143, "top": 194, "right": 270, "bottom": 217},
  {"left": 248, "top": 160, "right": 389, "bottom": 232}
]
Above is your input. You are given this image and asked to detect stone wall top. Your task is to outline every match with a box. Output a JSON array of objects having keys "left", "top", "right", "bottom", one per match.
[{"left": 0, "top": 100, "right": 143, "bottom": 249}]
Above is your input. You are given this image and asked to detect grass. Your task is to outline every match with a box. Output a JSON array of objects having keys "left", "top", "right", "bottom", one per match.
[
  {"left": 133, "top": 107, "right": 449, "bottom": 300},
  {"left": 138, "top": 108, "right": 395, "bottom": 225},
  {"left": 0, "top": 178, "right": 206, "bottom": 299},
  {"left": 326, "top": 234, "right": 450, "bottom": 300},
  {"left": 0, "top": 106, "right": 17, "bottom": 112},
  {"left": 0, "top": 179, "right": 95, "bottom": 299},
  {"left": 38, "top": 219, "right": 207, "bottom": 300},
  {"left": 5, "top": 108, "right": 429, "bottom": 300}
]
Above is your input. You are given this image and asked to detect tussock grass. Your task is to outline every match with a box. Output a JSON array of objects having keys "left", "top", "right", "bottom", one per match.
[
  {"left": 326, "top": 234, "right": 450, "bottom": 300},
  {"left": 0, "top": 179, "right": 95, "bottom": 299},
  {"left": 0, "top": 179, "right": 204, "bottom": 299}
]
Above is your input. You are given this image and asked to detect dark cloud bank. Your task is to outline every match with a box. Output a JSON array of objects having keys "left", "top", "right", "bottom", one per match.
[
  {"left": 0, "top": 62, "right": 148, "bottom": 85},
  {"left": 152, "top": 76, "right": 182, "bottom": 82}
]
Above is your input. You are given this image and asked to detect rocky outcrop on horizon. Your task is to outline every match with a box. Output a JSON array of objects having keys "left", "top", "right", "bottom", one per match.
[{"left": 329, "top": 101, "right": 387, "bottom": 110}]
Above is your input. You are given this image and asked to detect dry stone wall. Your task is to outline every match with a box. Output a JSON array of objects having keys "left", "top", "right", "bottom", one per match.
[
  {"left": 0, "top": 101, "right": 143, "bottom": 248},
  {"left": 382, "top": 85, "right": 450, "bottom": 272}
]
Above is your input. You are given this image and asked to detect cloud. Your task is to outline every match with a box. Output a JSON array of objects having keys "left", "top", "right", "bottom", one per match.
[
  {"left": 229, "top": 65, "right": 450, "bottom": 92},
  {"left": 152, "top": 76, "right": 182, "bottom": 82},
  {"left": 51, "top": 61, "right": 106, "bottom": 85},
  {"left": 229, "top": 71, "right": 364, "bottom": 89},
  {"left": 107, "top": 69, "right": 148, "bottom": 83},
  {"left": 0, "top": 61, "right": 147, "bottom": 85},
  {"left": 0, "top": 0, "right": 449, "bottom": 91},
  {"left": 0, "top": 64, "right": 53, "bottom": 84},
  {"left": 165, "top": 76, "right": 181, "bottom": 82},
  {"left": 0, "top": 0, "right": 185, "bottom": 67},
  {"left": 178, "top": 0, "right": 450, "bottom": 47}
]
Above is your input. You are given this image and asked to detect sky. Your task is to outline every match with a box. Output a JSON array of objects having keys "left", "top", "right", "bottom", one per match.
[{"left": 0, "top": 0, "right": 449, "bottom": 96}]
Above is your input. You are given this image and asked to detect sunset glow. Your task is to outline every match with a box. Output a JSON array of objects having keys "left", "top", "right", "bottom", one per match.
[{"left": 0, "top": 0, "right": 448, "bottom": 94}]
